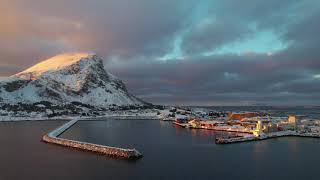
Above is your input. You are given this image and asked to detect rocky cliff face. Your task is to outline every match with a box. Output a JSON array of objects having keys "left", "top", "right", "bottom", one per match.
[{"left": 0, "top": 53, "right": 149, "bottom": 113}]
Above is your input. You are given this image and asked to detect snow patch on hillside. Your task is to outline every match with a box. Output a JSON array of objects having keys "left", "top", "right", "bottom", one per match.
[
  {"left": 16, "top": 52, "right": 95, "bottom": 77},
  {"left": 0, "top": 52, "right": 148, "bottom": 108}
]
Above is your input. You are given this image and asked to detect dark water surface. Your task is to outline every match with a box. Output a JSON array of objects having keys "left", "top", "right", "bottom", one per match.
[{"left": 0, "top": 119, "right": 319, "bottom": 180}]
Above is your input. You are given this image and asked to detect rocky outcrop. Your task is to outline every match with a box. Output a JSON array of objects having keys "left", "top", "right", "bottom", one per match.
[{"left": 0, "top": 53, "right": 149, "bottom": 109}]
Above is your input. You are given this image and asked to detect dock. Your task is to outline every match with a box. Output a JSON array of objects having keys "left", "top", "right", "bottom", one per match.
[
  {"left": 204, "top": 126, "right": 252, "bottom": 133},
  {"left": 173, "top": 122, "right": 189, "bottom": 127},
  {"left": 42, "top": 119, "right": 143, "bottom": 159},
  {"left": 216, "top": 131, "right": 320, "bottom": 144},
  {"left": 174, "top": 121, "right": 252, "bottom": 134}
]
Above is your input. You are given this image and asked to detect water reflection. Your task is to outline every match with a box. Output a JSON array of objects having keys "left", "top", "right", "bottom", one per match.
[{"left": 0, "top": 120, "right": 320, "bottom": 180}]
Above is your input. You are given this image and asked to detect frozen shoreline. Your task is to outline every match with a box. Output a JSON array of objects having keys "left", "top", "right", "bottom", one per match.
[{"left": 0, "top": 115, "right": 160, "bottom": 121}]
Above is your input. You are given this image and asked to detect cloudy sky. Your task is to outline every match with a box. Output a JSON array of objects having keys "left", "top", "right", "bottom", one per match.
[{"left": 1, "top": 0, "right": 320, "bottom": 105}]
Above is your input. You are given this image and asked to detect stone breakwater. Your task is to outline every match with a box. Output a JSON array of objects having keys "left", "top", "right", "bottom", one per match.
[
  {"left": 216, "top": 131, "right": 320, "bottom": 144},
  {"left": 42, "top": 119, "right": 142, "bottom": 159}
]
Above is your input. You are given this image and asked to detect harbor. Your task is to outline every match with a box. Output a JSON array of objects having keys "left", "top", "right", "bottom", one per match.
[
  {"left": 215, "top": 131, "right": 320, "bottom": 144},
  {"left": 1, "top": 117, "right": 320, "bottom": 179},
  {"left": 161, "top": 107, "right": 320, "bottom": 145}
]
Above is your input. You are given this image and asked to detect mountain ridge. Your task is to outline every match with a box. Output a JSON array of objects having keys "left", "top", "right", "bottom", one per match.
[{"left": 0, "top": 53, "right": 149, "bottom": 109}]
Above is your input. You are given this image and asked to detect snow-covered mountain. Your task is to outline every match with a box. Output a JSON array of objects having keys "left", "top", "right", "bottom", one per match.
[{"left": 0, "top": 53, "right": 147, "bottom": 108}]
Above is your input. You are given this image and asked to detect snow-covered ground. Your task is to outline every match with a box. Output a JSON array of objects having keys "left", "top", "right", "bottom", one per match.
[
  {"left": 17, "top": 53, "right": 95, "bottom": 77},
  {"left": 0, "top": 52, "right": 157, "bottom": 121},
  {"left": 0, "top": 52, "right": 146, "bottom": 106},
  {"left": 0, "top": 108, "right": 161, "bottom": 121}
]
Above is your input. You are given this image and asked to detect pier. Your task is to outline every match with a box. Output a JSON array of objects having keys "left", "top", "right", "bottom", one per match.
[
  {"left": 174, "top": 122, "right": 252, "bottom": 134},
  {"left": 215, "top": 131, "right": 320, "bottom": 144},
  {"left": 42, "top": 119, "right": 143, "bottom": 159}
]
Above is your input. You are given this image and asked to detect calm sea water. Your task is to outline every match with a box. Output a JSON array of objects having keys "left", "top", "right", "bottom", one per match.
[{"left": 0, "top": 115, "right": 320, "bottom": 180}]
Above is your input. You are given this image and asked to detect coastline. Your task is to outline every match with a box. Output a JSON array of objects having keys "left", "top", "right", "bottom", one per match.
[
  {"left": 0, "top": 115, "right": 160, "bottom": 122},
  {"left": 215, "top": 131, "right": 320, "bottom": 144}
]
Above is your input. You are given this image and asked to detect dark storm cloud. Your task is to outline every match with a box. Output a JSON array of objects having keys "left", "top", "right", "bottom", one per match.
[
  {"left": 182, "top": 20, "right": 251, "bottom": 54},
  {"left": 181, "top": 0, "right": 320, "bottom": 55},
  {"left": 0, "top": 0, "right": 320, "bottom": 105},
  {"left": 106, "top": 52, "right": 320, "bottom": 105},
  {"left": 0, "top": 0, "right": 194, "bottom": 71}
]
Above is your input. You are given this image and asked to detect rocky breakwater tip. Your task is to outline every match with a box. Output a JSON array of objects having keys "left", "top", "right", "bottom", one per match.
[{"left": 42, "top": 119, "right": 143, "bottom": 159}]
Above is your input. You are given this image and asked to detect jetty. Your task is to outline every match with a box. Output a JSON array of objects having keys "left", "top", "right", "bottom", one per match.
[
  {"left": 215, "top": 131, "right": 320, "bottom": 144},
  {"left": 42, "top": 119, "right": 143, "bottom": 159},
  {"left": 173, "top": 122, "right": 189, "bottom": 127},
  {"left": 174, "top": 121, "right": 252, "bottom": 134}
]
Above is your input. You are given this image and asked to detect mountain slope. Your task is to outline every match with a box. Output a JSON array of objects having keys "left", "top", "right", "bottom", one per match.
[{"left": 0, "top": 53, "right": 147, "bottom": 108}]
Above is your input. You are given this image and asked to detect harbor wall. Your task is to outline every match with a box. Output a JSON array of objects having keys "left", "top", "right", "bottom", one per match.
[
  {"left": 216, "top": 131, "right": 320, "bottom": 144},
  {"left": 42, "top": 119, "right": 142, "bottom": 159}
]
